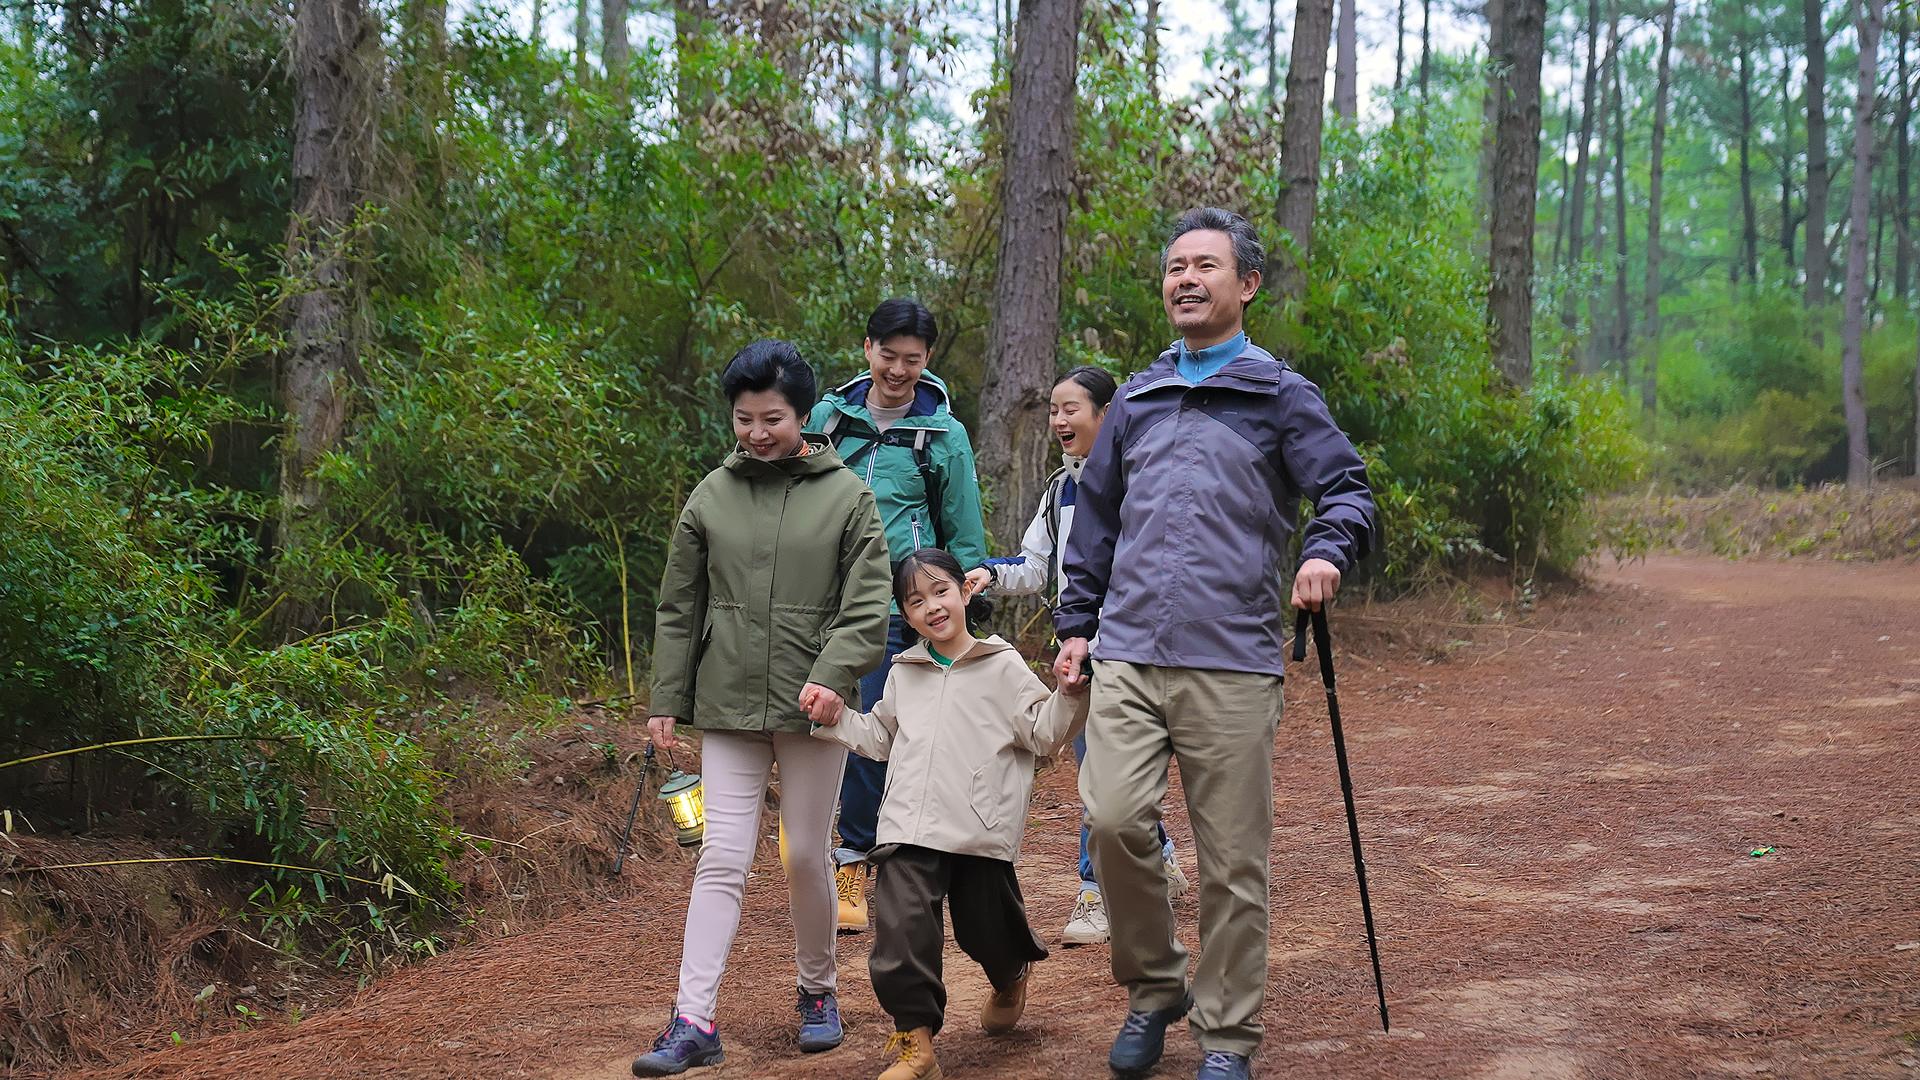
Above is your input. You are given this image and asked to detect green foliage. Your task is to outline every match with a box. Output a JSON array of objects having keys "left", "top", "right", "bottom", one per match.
[{"left": 1, "top": 0, "right": 1662, "bottom": 961}]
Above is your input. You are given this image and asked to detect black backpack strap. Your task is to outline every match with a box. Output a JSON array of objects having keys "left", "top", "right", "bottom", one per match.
[
  {"left": 1042, "top": 467, "right": 1068, "bottom": 600},
  {"left": 908, "top": 428, "right": 943, "bottom": 546}
]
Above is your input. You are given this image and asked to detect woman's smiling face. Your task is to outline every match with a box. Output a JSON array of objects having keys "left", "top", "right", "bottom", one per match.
[
  {"left": 1050, "top": 377, "right": 1106, "bottom": 457},
  {"left": 731, "top": 388, "right": 803, "bottom": 459}
]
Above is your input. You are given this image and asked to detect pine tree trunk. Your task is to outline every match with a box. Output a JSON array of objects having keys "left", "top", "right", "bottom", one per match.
[
  {"left": 1269, "top": 0, "right": 1281, "bottom": 108},
  {"left": 1581, "top": 6, "right": 1616, "bottom": 374},
  {"left": 1738, "top": 21, "right": 1758, "bottom": 284},
  {"left": 1610, "top": 22, "right": 1630, "bottom": 372},
  {"left": 1489, "top": 0, "right": 1546, "bottom": 386},
  {"left": 1781, "top": 55, "right": 1798, "bottom": 266},
  {"left": 1895, "top": 16, "right": 1911, "bottom": 304},
  {"left": 1395, "top": 0, "right": 1406, "bottom": 95},
  {"left": 1806, "top": 0, "right": 1831, "bottom": 339},
  {"left": 280, "top": 0, "right": 377, "bottom": 602},
  {"left": 531, "top": 0, "right": 544, "bottom": 43},
  {"left": 674, "top": 0, "right": 709, "bottom": 133},
  {"left": 1644, "top": 0, "right": 1675, "bottom": 418},
  {"left": 602, "top": 0, "right": 629, "bottom": 105},
  {"left": 979, "top": 0, "right": 1086, "bottom": 550},
  {"left": 1479, "top": 0, "right": 1506, "bottom": 235},
  {"left": 1146, "top": 0, "right": 1160, "bottom": 101},
  {"left": 1551, "top": 97, "right": 1575, "bottom": 269},
  {"left": 1275, "top": 0, "right": 1335, "bottom": 304},
  {"left": 1419, "top": 0, "right": 1432, "bottom": 99},
  {"left": 1562, "top": 0, "right": 1600, "bottom": 333},
  {"left": 1842, "top": 0, "right": 1886, "bottom": 486},
  {"left": 1334, "top": 0, "right": 1358, "bottom": 120},
  {"left": 574, "top": 0, "right": 590, "bottom": 82}
]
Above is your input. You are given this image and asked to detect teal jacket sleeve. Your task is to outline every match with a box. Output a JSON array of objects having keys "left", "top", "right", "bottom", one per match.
[{"left": 935, "top": 421, "right": 989, "bottom": 570}]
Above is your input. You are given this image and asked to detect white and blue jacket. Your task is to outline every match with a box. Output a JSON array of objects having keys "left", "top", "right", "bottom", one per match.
[{"left": 980, "top": 455, "right": 1085, "bottom": 601}]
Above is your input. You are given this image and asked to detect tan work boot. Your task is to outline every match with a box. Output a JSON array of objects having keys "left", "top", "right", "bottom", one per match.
[
  {"left": 836, "top": 862, "right": 869, "bottom": 932},
  {"left": 980, "top": 964, "right": 1031, "bottom": 1034},
  {"left": 878, "top": 1027, "right": 941, "bottom": 1080}
]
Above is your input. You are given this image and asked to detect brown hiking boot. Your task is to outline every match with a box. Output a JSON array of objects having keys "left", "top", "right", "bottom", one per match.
[
  {"left": 980, "top": 964, "right": 1030, "bottom": 1034},
  {"left": 877, "top": 1027, "right": 941, "bottom": 1080}
]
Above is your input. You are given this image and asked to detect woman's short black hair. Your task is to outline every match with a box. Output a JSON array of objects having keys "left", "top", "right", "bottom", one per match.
[
  {"left": 1055, "top": 364, "right": 1118, "bottom": 410},
  {"left": 722, "top": 339, "right": 817, "bottom": 417},
  {"left": 891, "top": 547, "right": 991, "bottom": 643},
  {"left": 865, "top": 298, "right": 939, "bottom": 351}
]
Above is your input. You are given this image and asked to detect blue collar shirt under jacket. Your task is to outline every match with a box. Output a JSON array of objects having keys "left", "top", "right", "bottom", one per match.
[
  {"left": 1176, "top": 332, "right": 1249, "bottom": 386},
  {"left": 1054, "top": 340, "right": 1377, "bottom": 677}
]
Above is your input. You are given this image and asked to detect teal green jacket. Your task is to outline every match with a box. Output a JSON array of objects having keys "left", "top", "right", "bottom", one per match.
[{"left": 806, "top": 371, "right": 989, "bottom": 570}]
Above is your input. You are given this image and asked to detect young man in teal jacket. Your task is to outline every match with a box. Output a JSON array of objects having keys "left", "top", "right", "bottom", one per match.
[{"left": 807, "top": 298, "right": 989, "bottom": 931}]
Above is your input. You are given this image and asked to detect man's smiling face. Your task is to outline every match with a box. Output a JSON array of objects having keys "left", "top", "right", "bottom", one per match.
[{"left": 1162, "top": 228, "right": 1259, "bottom": 345}]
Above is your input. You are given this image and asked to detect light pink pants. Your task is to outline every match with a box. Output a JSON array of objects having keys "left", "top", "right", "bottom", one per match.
[{"left": 674, "top": 730, "right": 847, "bottom": 1025}]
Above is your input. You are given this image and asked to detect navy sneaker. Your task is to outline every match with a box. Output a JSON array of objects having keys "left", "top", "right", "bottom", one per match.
[
  {"left": 795, "top": 988, "right": 844, "bottom": 1052},
  {"left": 631, "top": 1014, "right": 724, "bottom": 1076},
  {"left": 1108, "top": 992, "right": 1192, "bottom": 1078},
  {"left": 1197, "top": 1050, "right": 1253, "bottom": 1080}
]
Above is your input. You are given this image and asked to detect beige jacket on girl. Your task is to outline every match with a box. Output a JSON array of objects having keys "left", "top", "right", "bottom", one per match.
[{"left": 812, "top": 635, "right": 1088, "bottom": 863}]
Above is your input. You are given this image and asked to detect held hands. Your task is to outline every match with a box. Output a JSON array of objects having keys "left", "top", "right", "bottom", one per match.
[
  {"left": 1053, "top": 637, "right": 1091, "bottom": 689},
  {"left": 647, "top": 715, "right": 680, "bottom": 749},
  {"left": 1291, "top": 558, "right": 1342, "bottom": 612},
  {"left": 798, "top": 682, "right": 844, "bottom": 725}
]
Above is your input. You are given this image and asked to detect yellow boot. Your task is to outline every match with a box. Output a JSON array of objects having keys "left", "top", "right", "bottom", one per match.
[
  {"left": 836, "top": 862, "right": 869, "bottom": 932},
  {"left": 878, "top": 1027, "right": 941, "bottom": 1080}
]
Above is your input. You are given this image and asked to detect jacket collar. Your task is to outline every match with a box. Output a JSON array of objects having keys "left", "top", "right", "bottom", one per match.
[
  {"left": 1125, "top": 341, "right": 1287, "bottom": 399},
  {"left": 721, "top": 433, "right": 846, "bottom": 476},
  {"left": 893, "top": 634, "right": 1016, "bottom": 667},
  {"left": 1062, "top": 454, "right": 1086, "bottom": 482},
  {"left": 827, "top": 371, "right": 953, "bottom": 431}
]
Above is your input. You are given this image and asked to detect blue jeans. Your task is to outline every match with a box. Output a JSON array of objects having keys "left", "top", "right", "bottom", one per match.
[
  {"left": 836, "top": 615, "right": 911, "bottom": 862},
  {"left": 1075, "top": 730, "right": 1171, "bottom": 888}
]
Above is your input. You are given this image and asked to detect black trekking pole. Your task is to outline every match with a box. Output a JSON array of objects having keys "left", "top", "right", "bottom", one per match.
[
  {"left": 613, "top": 742, "right": 655, "bottom": 876},
  {"left": 1292, "top": 606, "right": 1390, "bottom": 1033}
]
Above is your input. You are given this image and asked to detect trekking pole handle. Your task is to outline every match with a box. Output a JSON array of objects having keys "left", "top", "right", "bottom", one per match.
[{"left": 1291, "top": 607, "right": 1335, "bottom": 690}]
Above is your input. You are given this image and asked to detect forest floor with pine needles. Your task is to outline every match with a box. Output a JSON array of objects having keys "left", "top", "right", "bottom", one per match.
[{"left": 64, "top": 554, "right": 1920, "bottom": 1080}]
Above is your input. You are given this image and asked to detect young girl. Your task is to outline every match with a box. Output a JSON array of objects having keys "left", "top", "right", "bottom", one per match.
[
  {"left": 966, "top": 365, "right": 1188, "bottom": 948},
  {"left": 811, "top": 547, "right": 1088, "bottom": 1080}
]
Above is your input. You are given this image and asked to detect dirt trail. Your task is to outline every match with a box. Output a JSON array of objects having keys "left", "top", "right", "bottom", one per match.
[{"left": 77, "top": 555, "right": 1920, "bottom": 1080}]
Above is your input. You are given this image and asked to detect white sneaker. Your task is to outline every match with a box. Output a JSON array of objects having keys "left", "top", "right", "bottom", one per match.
[
  {"left": 1061, "top": 888, "right": 1110, "bottom": 946},
  {"left": 1164, "top": 852, "right": 1191, "bottom": 899}
]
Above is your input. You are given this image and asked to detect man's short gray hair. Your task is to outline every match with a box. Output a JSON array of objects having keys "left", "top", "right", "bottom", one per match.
[{"left": 1161, "top": 207, "right": 1266, "bottom": 283}]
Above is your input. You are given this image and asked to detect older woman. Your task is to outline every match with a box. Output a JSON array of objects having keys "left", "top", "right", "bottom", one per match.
[{"left": 633, "top": 340, "right": 893, "bottom": 1077}]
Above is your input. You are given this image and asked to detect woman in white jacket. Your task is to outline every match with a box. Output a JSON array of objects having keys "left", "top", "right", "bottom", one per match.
[{"left": 965, "top": 366, "right": 1189, "bottom": 948}]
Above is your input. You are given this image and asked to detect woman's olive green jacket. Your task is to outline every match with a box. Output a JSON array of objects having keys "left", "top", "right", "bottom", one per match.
[{"left": 649, "top": 435, "right": 893, "bottom": 734}]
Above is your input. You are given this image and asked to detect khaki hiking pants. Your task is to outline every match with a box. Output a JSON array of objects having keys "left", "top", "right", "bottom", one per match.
[
  {"left": 1080, "top": 660, "right": 1282, "bottom": 1058},
  {"left": 673, "top": 730, "right": 848, "bottom": 1026}
]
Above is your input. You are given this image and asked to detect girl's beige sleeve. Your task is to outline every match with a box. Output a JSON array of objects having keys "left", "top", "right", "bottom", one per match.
[
  {"left": 1009, "top": 658, "right": 1090, "bottom": 757},
  {"left": 811, "top": 667, "right": 900, "bottom": 761}
]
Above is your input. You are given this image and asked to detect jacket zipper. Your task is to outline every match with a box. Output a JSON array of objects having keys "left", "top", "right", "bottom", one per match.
[
  {"left": 911, "top": 514, "right": 922, "bottom": 549},
  {"left": 765, "top": 476, "right": 795, "bottom": 731}
]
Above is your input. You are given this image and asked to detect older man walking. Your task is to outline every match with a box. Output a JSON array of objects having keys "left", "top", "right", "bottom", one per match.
[{"left": 1054, "top": 208, "right": 1376, "bottom": 1080}]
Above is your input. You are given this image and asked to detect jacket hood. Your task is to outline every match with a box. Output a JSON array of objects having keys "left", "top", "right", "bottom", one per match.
[
  {"left": 828, "top": 370, "right": 955, "bottom": 427},
  {"left": 892, "top": 634, "right": 1016, "bottom": 667},
  {"left": 721, "top": 433, "right": 847, "bottom": 476}
]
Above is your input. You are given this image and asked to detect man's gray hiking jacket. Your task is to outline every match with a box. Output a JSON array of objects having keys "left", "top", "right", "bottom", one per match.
[{"left": 1054, "top": 340, "right": 1376, "bottom": 678}]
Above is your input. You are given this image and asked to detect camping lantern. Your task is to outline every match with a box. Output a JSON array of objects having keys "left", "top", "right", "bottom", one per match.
[{"left": 658, "top": 770, "right": 706, "bottom": 847}]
